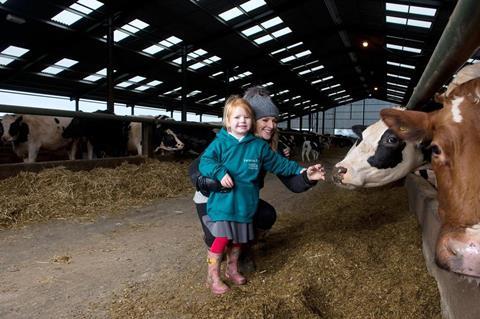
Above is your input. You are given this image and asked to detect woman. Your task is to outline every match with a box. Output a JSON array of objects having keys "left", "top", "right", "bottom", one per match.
[{"left": 189, "top": 86, "right": 324, "bottom": 271}]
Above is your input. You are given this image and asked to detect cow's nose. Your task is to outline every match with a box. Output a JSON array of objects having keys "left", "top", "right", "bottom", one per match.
[
  {"left": 332, "top": 166, "right": 347, "bottom": 184},
  {"left": 177, "top": 142, "right": 184, "bottom": 149}
]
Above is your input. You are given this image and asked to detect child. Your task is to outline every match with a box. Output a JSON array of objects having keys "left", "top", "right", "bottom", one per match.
[{"left": 199, "top": 96, "right": 308, "bottom": 294}]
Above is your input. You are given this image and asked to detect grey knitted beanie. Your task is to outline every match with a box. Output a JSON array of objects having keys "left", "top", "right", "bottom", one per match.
[{"left": 243, "top": 86, "right": 279, "bottom": 120}]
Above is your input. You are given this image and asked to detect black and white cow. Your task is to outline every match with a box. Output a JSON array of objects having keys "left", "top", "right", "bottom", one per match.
[
  {"left": 1, "top": 114, "right": 75, "bottom": 163},
  {"left": 301, "top": 135, "right": 322, "bottom": 162},
  {"left": 331, "top": 109, "right": 427, "bottom": 188},
  {"left": 170, "top": 124, "right": 217, "bottom": 155},
  {"left": 127, "top": 115, "right": 185, "bottom": 155},
  {"left": 62, "top": 110, "right": 130, "bottom": 159}
]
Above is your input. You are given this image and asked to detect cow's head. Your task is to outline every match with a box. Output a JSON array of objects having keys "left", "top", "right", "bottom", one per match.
[
  {"left": 381, "top": 78, "right": 480, "bottom": 277},
  {"left": 332, "top": 110, "right": 425, "bottom": 189},
  {"left": 1, "top": 114, "right": 29, "bottom": 144},
  {"left": 154, "top": 125, "right": 184, "bottom": 152}
]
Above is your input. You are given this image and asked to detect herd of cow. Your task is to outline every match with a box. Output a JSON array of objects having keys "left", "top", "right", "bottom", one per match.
[
  {"left": 0, "top": 111, "right": 217, "bottom": 163},
  {"left": 0, "top": 110, "right": 341, "bottom": 164}
]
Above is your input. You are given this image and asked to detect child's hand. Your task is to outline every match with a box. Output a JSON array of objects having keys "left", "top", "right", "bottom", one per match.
[
  {"left": 282, "top": 147, "right": 291, "bottom": 158},
  {"left": 221, "top": 173, "right": 234, "bottom": 188},
  {"left": 306, "top": 164, "right": 326, "bottom": 181}
]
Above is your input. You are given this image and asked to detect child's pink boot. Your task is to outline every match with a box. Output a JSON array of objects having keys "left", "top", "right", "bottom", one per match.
[
  {"left": 225, "top": 246, "right": 247, "bottom": 285},
  {"left": 206, "top": 251, "right": 230, "bottom": 295}
]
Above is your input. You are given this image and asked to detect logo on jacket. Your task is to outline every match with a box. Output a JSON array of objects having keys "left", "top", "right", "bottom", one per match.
[{"left": 244, "top": 158, "right": 258, "bottom": 170}]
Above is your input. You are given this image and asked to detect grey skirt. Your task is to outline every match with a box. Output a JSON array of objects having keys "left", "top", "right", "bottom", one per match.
[{"left": 202, "top": 215, "right": 255, "bottom": 244}]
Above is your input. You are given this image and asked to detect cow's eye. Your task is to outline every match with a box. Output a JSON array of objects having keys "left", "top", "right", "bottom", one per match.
[
  {"left": 386, "top": 136, "right": 398, "bottom": 144},
  {"left": 430, "top": 144, "right": 441, "bottom": 156}
]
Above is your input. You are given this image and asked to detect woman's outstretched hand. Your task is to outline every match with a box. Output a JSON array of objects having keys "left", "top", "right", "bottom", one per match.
[
  {"left": 306, "top": 164, "right": 326, "bottom": 181},
  {"left": 221, "top": 173, "right": 234, "bottom": 188}
]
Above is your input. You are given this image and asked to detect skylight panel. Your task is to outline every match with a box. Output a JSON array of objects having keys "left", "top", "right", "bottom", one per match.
[
  {"left": 129, "top": 76, "right": 146, "bottom": 83},
  {"left": 51, "top": 0, "right": 103, "bottom": 26},
  {"left": 387, "top": 81, "right": 408, "bottom": 88},
  {"left": 212, "top": 71, "right": 224, "bottom": 77},
  {"left": 116, "top": 81, "right": 133, "bottom": 88},
  {"left": 160, "top": 36, "right": 182, "bottom": 47},
  {"left": 190, "top": 62, "right": 206, "bottom": 70},
  {"left": 386, "top": 16, "right": 407, "bottom": 25},
  {"left": 130, "top": 19, "right": 149, "bottom": 30},
  {"left": 271, "top": 47, "right": 286, "bottom": 55},
  {"left": 272, "top": 27, "right": 292, "bottom": 38},
  {"left": 135, "top": 86, "right": 153, "bottom": 91},
  {"left": 187, "top": 90, "right": 201, "bottom": 97},
  {"left": 387, "top": 88, "right": 405, "bottom": 94},
  {"left": 78, "top": 0, "right": 103, "bottom": 10},
  {"left": 254, "top": 34, "right": 273, "bottom": 44},
  {"left": 242, "top": 25, "right": 262, "bottom": 37},
  {"left": 190, "top": 49, "right": 208, "bottom": 58},
  {"left": 0, "top": 57, "right": 14, "bottom": 65},
  {"left": 407, "top": 19, "right": 431, "bottom": 28},
  {"left": 147, "top": 80, "right": 162, "bottom": 86},
  {"left": 387, "top": 61, "right": 415, "bottom": 69},
  {"left": 328, "top": 90, "right": 346, "bottom": 96},
  {"left": 320, "top": 83, "right": 341, "bottom": 91},
  {"left": 240, "top": 0, "right": 266, "bottom": 12},
  {"left": 2, "top": 45, "right": 29, "bottom": 57},
  {"left": 261, "top": 17, "right": 282, "bottom": 29},
  {"left": 56, "top": 58, "right": 78, "bottom": 68},
  {"left": 296, "top": 50, "right": 311, "bottom": 58},
  {"left": 52, "top": 10, "right": 83, "bottom": 25},
  {"left": 387, "top": 93, "right": 404, "bottom": 100},
  {"left": 387, "top": 73, "right": 411, "bottom": 80},
  {"left": 0, "top": 0, "right": 8, "bottom": 3},
  {"left": 83, "top": 74, "right": 102, "bottom": 82},
  {"left": 219, "top": 7, "right": 243, "bottom": 21},
  {"left": 113, "top": 30, "right": 129, "bottom": 42},
  {"left": 281, "top": 55, "right": 295, "bottom": 63},
  {"left": 163, "top": 87, "right": 182, "bottom": 95},
  {"left": 386, "top": 43, "right": 421, "bottom": 54},
  {"left": 143, "top": 44, "right": 164, "bottom": 55},
  {"left": 410, "top": 6, "right": 436, "bottom": 16},
  {"left": 386, "top": 3, "right": 408, "bottom": 13},
  {"left": 311, "top": 65, "right": 324, "bottom": 72}
]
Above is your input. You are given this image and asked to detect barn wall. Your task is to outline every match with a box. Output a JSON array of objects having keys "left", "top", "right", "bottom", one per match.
[{"left": 278, "top": 98, "right": 396, "bottom": 134}]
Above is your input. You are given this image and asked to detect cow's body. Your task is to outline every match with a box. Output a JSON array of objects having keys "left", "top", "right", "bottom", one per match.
[
  {"left": 63, "top": 110, "right": 130, "bottom": 159},
  {"left": 380, "top": 78, "right": 480, "bottom": 277},
  {"left": 1, "top": 114, "right": 74, "bottom": 163},
  {"left": 332, "top": 111, "right": 426, "bottom": 188}
]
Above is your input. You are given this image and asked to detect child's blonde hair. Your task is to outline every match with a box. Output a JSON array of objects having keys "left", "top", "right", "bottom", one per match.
[{"left": 223, "top": 95, "right": 255, "bottom": 133}]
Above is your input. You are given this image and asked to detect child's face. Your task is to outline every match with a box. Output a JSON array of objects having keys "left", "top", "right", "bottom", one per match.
[{"left": 228, "top": 106, "right": 252, "bottom": 136}]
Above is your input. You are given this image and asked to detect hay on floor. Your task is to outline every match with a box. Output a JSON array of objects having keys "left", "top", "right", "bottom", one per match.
[{"left": 0, "top": 159, "right": 194, "bottom": 228}]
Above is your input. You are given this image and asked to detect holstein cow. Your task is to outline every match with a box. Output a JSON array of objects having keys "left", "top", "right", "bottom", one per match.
[
  {"left": 127, "top": 115, "right": 185, "bottom": 155},
  {"left": 380, "top": 78, "right": 480, "bottom": 277},
  {"left": 62, "top": 110, "right": 130, "bottom": 159},
  {"left": 1, "top": 114, "right": 75, "bottom": 163},
  {"left": 332, "top": 112, "right": 427, "bottom": 188},
  {"left": 301, "top": 135, "right": 322, "bottom": 162}
]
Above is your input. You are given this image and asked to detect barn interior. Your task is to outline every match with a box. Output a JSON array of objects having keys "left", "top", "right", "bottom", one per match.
[{"left": 1, "top": 0, "right": 477, "bottom": 122}]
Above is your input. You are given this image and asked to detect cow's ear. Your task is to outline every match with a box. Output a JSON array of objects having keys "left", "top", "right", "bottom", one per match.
[
  {"left": 380, "top": 108, "right": 430, "bottom": 142},
  {"left": 351, "top": 125, "right": 366, "bottom": 139}
]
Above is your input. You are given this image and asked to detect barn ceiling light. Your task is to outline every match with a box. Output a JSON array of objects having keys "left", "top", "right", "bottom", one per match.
[{"left": 362, "top": 41, "right": 369, "bottom": 48}]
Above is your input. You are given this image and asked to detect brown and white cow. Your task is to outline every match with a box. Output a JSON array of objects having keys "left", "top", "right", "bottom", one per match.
[
  {"left": 380, "top": 77, "right": 480, "bottom": 277},
  {"left": 1, "top": 114, "right": 75, "bottom": 163}
]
